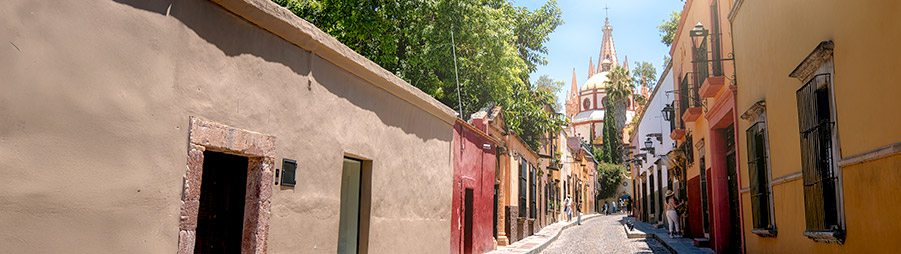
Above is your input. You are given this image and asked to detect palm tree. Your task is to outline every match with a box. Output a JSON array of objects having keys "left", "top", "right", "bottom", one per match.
[{"left": 604, "top": 66, "right": 635, "bottom": 132}]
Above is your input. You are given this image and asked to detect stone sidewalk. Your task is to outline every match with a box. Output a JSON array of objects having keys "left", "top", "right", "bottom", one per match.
[
  {"left": 622, "top": 217, "right": 714, "bottom": 254},
  {"left": 487, "top": 214, "right": 601, "bottom": 254}
]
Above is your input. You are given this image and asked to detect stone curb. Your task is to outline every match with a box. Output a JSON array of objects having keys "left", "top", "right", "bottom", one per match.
[
  {"left": 621, "top": 219, "right": 713, "bottom": 254},
  {"left": 622, "top": 223, "right": 677, "bottom": 253}
]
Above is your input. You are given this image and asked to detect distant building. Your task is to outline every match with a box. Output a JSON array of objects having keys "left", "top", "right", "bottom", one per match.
[{"left": 564, "top": 18, "right": 637, "bottom": 146}]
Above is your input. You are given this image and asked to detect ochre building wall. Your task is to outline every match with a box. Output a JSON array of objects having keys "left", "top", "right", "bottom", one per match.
[{"left": 733, "top": 0, "right": 901, "bottom": 252}]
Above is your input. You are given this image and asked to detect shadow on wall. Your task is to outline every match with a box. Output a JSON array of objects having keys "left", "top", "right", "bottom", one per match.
[{"left": 112, "top": 0, "right": 452, "bottom": 143}]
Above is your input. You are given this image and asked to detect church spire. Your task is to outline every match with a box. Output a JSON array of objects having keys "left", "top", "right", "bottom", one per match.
[
  {"left": 571, "top": 68, "right": 579, "bottom": 98},
  {"left": 623, "top": 55, "right": 629, "bottom": 72},
  {"left": 588, "top": 57, "right": 595, "bottom": 78},
  {"left": 599, "top": 16, "right": 618, "bottom": 73}
]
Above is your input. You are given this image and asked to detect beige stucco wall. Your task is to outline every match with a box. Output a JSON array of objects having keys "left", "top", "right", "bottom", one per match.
[{"left": 0, "top": 0, "right": 456, "bottom": 253}]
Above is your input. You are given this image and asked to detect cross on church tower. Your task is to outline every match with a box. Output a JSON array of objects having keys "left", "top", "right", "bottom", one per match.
[{"left": 604, "top": 4, "right": 610, "bottom": 19}]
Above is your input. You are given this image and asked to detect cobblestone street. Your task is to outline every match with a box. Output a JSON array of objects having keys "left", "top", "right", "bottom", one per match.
[{"left": 541, "top": 214, "right": 670, "bottom": 254}]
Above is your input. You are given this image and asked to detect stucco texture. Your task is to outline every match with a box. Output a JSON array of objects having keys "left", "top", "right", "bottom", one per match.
[
  {"left": 0, "top": 0, "right": 455, "bottom": 253},
  {"left": 450, "top": 121, "right": 497, "bottom": 254},
  {"left": 733, "top": 0, "right": 901, "bottom": 252}
]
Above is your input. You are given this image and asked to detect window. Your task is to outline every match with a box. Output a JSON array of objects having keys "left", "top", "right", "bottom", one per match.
[
  {"left": 797, "top": 72, "right": 843, "bottom": 243},
  {"left": 583, "top": 98, "right": 591, "bottom": 110},
  {"left": 530, "top": 165, "right": 537, "bottom": 218},
  {"left": 747, "top": 119, "right": 776, "bottom": 236},
  {"left": 519, "top": 158, "right": 528, "bottom": 217}
]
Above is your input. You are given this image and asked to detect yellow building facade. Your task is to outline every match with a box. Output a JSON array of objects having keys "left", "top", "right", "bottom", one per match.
[
  {"left": 668, "top": 0, "right": 743, "bottom": 252},
  {"left": 732, "top": 0, "right": 901, "bottom": 252}
]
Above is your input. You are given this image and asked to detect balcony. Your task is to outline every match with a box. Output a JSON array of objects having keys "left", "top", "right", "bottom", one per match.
[
  {"left": 670, "top": 129, "right": 686, "bottom": 140},
  {"left": 699, "top": 76, "right": 726, "bottom": 98},
  {"left": 682, "top": 107, "right": 703, "bottom": 122}
]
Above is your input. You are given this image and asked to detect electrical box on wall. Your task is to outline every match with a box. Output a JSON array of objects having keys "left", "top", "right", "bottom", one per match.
[{"left": 281, "top": 158, "right": 297, "bottom": 187}]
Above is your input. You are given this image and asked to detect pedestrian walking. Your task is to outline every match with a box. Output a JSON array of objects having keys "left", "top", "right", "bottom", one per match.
[
  {"left": 565, "top": 197, "right": 572, "bottom": 222},
  {"left": 603, "top": 202, "right": 609, "bottom": 215},
  {"left": 576, "top": 202, "right": 582, "bottom": 225},
  {"left": 665, "top": 190, "right": 682, "bottom": 238}
]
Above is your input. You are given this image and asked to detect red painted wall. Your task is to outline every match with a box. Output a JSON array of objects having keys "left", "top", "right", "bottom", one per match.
[
  {"left": 451, "top": 121, "right": 497, "bottom": 254},
  {"left": 687, "top": 176, "right": 703, "bottom": 238}
]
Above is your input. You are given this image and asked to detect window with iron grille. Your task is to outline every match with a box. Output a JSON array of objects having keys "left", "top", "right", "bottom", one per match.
[
  {"left": 747, "top": 121, "right": 774, "bottom": 232},
  {"left": 677, "top": 75, "right": 690, "bottom": 129},
  {"left": 796, "top": 73, "right": 842, "bottom": 236},
  {"left": 530, "top": 165, "right": 537, "bottom": 219},
  {"left": 684, "top": 134, "right": 695, "bottom": 166},
  {"left": 519, "top": 158, "right": 528, "bottom": 217}
]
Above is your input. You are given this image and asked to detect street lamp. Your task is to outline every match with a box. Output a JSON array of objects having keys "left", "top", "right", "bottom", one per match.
[
  {"left": 690, "top": 22, "right": 709, "bottom": 64},
  {"left": 644, "top": 137, "right": 656, "bottom": 156},
  {"left": 662, "top": 103, "right": 674, "bottom": 121}
]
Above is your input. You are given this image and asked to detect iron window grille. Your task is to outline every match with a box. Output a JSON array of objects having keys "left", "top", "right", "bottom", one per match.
[
  {"left": 519, "top": 158, "right": 528, "bottom": 217},
  {"left": 796, "top": 73, "right": 842, "bottom": 238},
  {"left": 699, "top": 157, "right": 710, "bottom": 235},
  {"left": 678, "top": 134, "right": 695, "bottom": 167},
  {"left": 747, "top": 122, "right": 774, "bottom": 232},
  {"left": 530, "top": 165, "right": 537, "bottom": 219}
]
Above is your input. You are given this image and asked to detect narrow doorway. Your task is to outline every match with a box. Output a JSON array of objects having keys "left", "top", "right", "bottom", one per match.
[
  {"left": 493, "top": 183, "right": 498, "bottom": 239},
  {"left": 195, "top": 151, "right": 249, "bottom": 254},
  {"left": 338, "top": 157, "right": 371, "bottom": 254},
  {"left": 463, "top": 188, "right": 474, "bottom": 254},
  {"left": 656, "top": 165, "right": 663, "bottom": 222},
  {"left": 724, "top": 125, "right": 743, "bottom": 252}
]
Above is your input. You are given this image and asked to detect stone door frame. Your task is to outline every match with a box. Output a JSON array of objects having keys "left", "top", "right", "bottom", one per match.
[{"left": 178, "top": 116, "right": 276, "bottom": 253}]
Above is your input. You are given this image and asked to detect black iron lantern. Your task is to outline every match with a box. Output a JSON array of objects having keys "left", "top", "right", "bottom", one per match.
[
  {"left": 662, "top": 103, "right": 675, "bottom": 121},
  {"left": 690, "top": 22, "right": 709, "bottom": 59}
]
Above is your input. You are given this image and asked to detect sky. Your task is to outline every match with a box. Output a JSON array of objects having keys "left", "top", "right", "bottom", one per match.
[{"left": 513, "top": 0, "right": 685, "bottom": 111}]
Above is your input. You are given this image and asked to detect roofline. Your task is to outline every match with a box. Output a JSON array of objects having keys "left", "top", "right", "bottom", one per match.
[
  {"left": 210, "top": 0, "right": 457, "bottom": 125},
  {"left": 455, "top": 118, "right": 500, "bottom": 146},
  {"left": 668, "top": 0, "right": 694, "bottom": 57}
]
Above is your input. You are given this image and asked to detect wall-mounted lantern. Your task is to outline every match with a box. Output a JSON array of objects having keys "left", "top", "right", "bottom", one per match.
[
  {"left": 690, "top": 22, "right": 709, "bottom": 58},
  {"left": 662, "top": 103, "right": 675, "bottom": 121}
]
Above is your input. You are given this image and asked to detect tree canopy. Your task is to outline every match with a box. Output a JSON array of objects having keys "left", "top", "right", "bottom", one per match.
[
  {"left": 273, "top": 0, "right": 566, "bottom": 151},
  {"left": 657, "top": 11, "right": 681, "bottom": 47}
]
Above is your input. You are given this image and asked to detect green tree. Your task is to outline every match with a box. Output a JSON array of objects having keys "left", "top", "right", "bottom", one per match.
[
  {"left": 632, "top": 61, "right": 657, "bottom": 90},
  {"left": 273, "top": 0, "right": 565, "bottom": 151},
  {"left": 596, "top": 162, "right": 626, "bottom": 200},
  {"left": 657, "top": 11, "right": 681, "bottom": 47},
  {"left": 534, "top": 75, "right": 565, "bottom": 112},
  {"left": 600, "top": 97, "right": 622, "bottom": 164}
]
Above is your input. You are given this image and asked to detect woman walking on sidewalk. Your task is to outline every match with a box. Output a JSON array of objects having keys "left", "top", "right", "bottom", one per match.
[{"left": 665, "top": 190, "right": 682, "bottom": 238}]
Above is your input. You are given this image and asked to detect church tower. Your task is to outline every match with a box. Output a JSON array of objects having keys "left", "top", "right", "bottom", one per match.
[
  {"left": 566, "top": 68, "right": 580, "bottom": 120},
  {"left": 567, "top": 17, "right": 637, "bottom": 145},
  {"left": 598, "top": 18, "right": 618, "bottom": 73}
]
